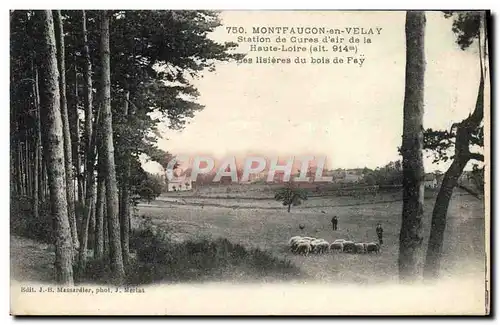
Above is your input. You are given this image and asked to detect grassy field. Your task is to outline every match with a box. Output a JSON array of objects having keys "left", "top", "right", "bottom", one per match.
[{"left": 135, "top": 189, "right": 486, "bottom": 284}]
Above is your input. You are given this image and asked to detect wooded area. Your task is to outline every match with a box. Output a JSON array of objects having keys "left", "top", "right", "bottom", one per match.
[{"left": 10, "top": 10, "right": 241, "bottom": 285}]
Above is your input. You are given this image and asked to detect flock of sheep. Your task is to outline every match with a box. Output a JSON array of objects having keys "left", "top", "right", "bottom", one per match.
[{"left": 288, "top": 236, "right": 381, "bottom": 256}]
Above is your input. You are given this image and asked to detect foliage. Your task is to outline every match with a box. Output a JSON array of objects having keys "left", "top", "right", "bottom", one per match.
[
  {"left": 103, "top": 10, "right": 244, "bottom": 171},
  {"left": 443, "top": 11, "right": 481, "bottom": 50},
  {"left": 10, "top": 10, "right": 243, "bottom": 197},
  {"left": 470, "top": 164, "right": 484, "bottom": 194},
  {"left": 423, "top": 129, "right": 454, "bottom": 163},
  {"left": 274, "top": 182, "right": 309, "bottom": 212},
  {"left": 145, "top": 146, "right": 176, "bottom": 171},
  {"left": 362, "top": 161, "right": 402, "bottom": 186},
  {"left": 423, "top": 125, "right": 483, "bottom": 164},
  {"left": 134, "top": 172, "right": 164, "bottom": 203}
]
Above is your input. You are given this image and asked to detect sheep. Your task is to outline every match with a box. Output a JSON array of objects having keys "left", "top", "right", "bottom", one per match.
[
  {"left": 354, "top": 243, "right": 367, "bottom": 254},
  {"left": 291, "top": 238, "right": 311, "bottom": 252},
  {"left": 308, "top": 239, "right": 329, "bottom": 254},
  {"left": 309, "top": 238, "right": 322, "bottom": 248},
  {"left": 290, "top": 239, "right": 303, "bottom": 251},
  {"left": 366, "top": 242, "right": 381, "bottom": 254},
  {"left": 314, "top": 241, "right": 330, "bottom": 254},
  {"left": 290, "top": 236, "right": 317, "bottom": 253},
  {"left": 329, "top": 242, "right": 344, "bottom": 252},
  {"left": 309, "top": 239, "right": 318, "bottom": 248},
  {"left": 333, "top": 239, "right": 346, "bottom": 243},
  {"left": 289, "top": 236, "right": 308, "bottom": 248},
  {"left": 295, "top": 241, "right": 312, "bottom": 256},
  {"left": 288, "top": 236, "right": 303, "bottom": 245},
  {"left": 342, "top": 241, "right": 356, "bottom": 253}
]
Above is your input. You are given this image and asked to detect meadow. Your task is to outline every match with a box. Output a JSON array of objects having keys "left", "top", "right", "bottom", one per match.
[{"left": 135, "top": 188, "right": 486, "bottom": 285}]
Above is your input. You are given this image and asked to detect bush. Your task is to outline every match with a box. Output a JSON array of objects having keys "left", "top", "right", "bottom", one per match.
[
  {"left": 133, "top": 173, "right": 164, "bottom": 203},
  {"left": 10, "top": 196, "right": 54, "bottom": 244},
  {"left": 125, "top": 218, "right": 302, "bottom": 284},
  {"left": 274, "top": 182, "right": 308, "bottom": 213}
]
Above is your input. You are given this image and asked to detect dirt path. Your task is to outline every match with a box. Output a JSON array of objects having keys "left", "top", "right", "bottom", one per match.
[{"left": 10, "top": 235, "right": 55, "bottom": 283}]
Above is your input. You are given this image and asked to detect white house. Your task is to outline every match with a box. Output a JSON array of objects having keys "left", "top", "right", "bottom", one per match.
[
  {"left": 424, "top": 173, "right": 438, "bottom": 189},
  {"left": 343, "top": 172, "right": 363, "bottom": 183},
  {"left": 167, "top": 179, "right": 193, "bottom": 192},
  {"left": 332, "top": 170, "right": 364, "bottom": 183},
  {"left": 248, "top": 171, "right": 268, "bottom": 183},
  {"left": 165, "top": 167, "right": 194, "bottom": 192}
]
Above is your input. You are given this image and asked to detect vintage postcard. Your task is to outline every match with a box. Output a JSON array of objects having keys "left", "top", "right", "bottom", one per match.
[{"left": 9, "top": 9, "right": 490, "bottom": 315}]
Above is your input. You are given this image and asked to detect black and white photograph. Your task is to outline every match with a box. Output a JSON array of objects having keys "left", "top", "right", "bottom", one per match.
[{"left": 8, "top": 9, "right": 491, "bottom": 315}]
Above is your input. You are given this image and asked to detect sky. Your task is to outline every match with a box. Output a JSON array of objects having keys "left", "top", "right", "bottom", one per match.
[{"left": 143, "top": 11, "right": 483, "bottom": 175}]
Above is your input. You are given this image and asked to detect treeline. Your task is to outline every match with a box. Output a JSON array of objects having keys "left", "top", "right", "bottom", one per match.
[
  {"left": 10, "top": 10, "right": 241, "bottom": 285},
  {"left": 362, "top": 161, "right": 403, "bottom": 186}
]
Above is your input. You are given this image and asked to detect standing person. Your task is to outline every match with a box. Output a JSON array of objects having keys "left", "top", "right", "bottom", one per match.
[
  {"left": 376, "top": 223, "right": 384, "bottom": 245},
  {"left": 331, "top": 216, "right": 338, "bottom": 231}
]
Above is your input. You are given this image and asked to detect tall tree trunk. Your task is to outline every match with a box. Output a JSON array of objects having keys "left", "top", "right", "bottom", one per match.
[
  {"left": 424, "top": 15, "right": 486, "bottom": 279},
  {"left": 22, "top": 142, "right": 26, "bottom": 196},
  {"left": 35, "top": 68, "right": 44, "bottom": 205},
  {"left": 32, "top": 60, "right": 40, "bottom": 219},
  {"left": 71, "top": 57, "right": 83, "bottom": 204},
  {"left": 23, "top": 142, "right": 27, "bottom": 196},
  {"left": 15, "top": 137, "right": 22, "bottom": 196},
  {"left": 20, "top": 141, "right": 26, "bottom": 196},
  {"left": 54, "top": 10, "right": 79, "bottom": 251},
  {"left": 10, "top": 121, "right": 18, "bottom": 197},
  {"left": 398, "top": 11, "right": 426, "bottom": 283},
  {"left": 25, "top": 140, "right": 32, "bottom": 198},
  {"left": 42, "top": 152, "right": 48, "bottom": 199},
  {"left": 11, "top": 117, "right": 18, "bottom": 196},
  {"left": 19, "top": 141, "right": 23, "bottom": 196},
  {"left": 89, "top": 202, "right": 96, "bottom": 251},
  {"left": 94, "top": 170, "right": 105, "bottom": 259},
  {"left": 82, "top": 9, "right": 93, "bottom": 201},
  {"left": 78, "top": 108, "right": 100, "bottom": 272},
  {"left": 100, "top": 11, "right": 125, "bottom": 283},
  {"left": 120, "top": 90, "right": 131, "bottom": 267},
  {"left": 10, "top": 142, "right": 17, "bottom": 196},
  {"left": 423, "top": 155, "right": 468, "bottom": 279},
  {"left": 10, "top": 73, "right": 18, "bottom": 196},
  {"left": 35, "top": 9, "right": 74, "bottom": 285},
  {"left": 94, "top": 94, "right": 105, "bottom": 260},
  {"left": 77, "top": 197, "right": 94, "bottom": 274},
  {"left": 24, "top": 142, "right": 28, "bottom": 196},
  {"left": 25, "top": 140, "right": 32, "bottom": 197},
  {"left": 75, "top": 64, "right": 85, "bottom": 206},
  {"left": 102, "top": 170, "right": 109, "bottom": 259},
  {"left": 103, "top": 191, "right": 109, "bottom": 258}
]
